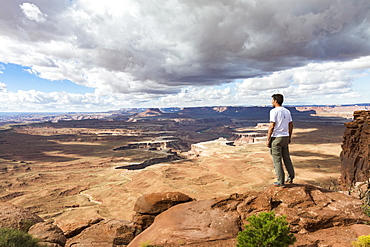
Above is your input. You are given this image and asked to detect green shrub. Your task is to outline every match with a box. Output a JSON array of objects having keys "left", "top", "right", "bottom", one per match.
[
  {"left": 236, "top": 211, "right": 296, "bottom": 247},
  {"left": 139, "top": 241, "right": 162, "bottom": 247},
  {"left": 0, "top": 227, "right": 44, "bottom": 247},
  {"left": 352, "top": 234, "right": 370, "bottom": 247}
]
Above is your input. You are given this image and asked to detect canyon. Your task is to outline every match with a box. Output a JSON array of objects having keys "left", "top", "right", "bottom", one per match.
[{"left": 0, "top": 105, "right": 369, "bottom": 246}]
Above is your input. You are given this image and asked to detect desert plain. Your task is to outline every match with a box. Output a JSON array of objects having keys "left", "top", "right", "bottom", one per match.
[{"left": 0, "top": 112, "right": 346, "bottom": 234}]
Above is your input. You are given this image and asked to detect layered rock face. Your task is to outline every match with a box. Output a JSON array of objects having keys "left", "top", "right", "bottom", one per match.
[
  {"left": 128, "top": 184, "right": 370, "bottom": 247},
  {"left": 2, "top": 185, "right": 370, "bottom": 247},
  {"left": 0, "top": 203, "right": 66, "bottom": 247},
  {"left": 340, "top": 110, "right": 370, "bottom": 187}
]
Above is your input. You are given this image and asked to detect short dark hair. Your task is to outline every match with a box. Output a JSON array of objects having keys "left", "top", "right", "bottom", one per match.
[{"left": 272, "top": 94, "right": 284, "bottom": 105}]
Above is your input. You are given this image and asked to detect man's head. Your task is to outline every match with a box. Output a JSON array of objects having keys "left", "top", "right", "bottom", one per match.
[{"left": 271, "top": 94, "right": 284, "bottom": 106}]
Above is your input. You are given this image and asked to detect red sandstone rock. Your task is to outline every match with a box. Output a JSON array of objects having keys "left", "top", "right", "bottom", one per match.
[
  {"left": 128, "top": 199, "right": 241, "bottom": 246},
  {"left": 340, "top": 110, "right": 370, "bottom": 188},
  {"left": 132, "top": 191, "right": 195, "bottom": 232},
  {"left": 0, "top": 202, "right": 44, "bottom": 231},
  {"left": 28, "top": 222, "right": 66, "bottom": 247},
  {"left": 63, "top": 217, "right": 104, "bottom": 238},
  {"left": 351, "top": 224, "right": 370, "bottom": 237},
  {"left": 133, "top": 191, "right": 194, "bottom": 215},
  {"left": 66, "top": 219, "right": 136, "bottom": 247},
  {"left": 128, "top": 184, "right": 370, "bottom": 246}
]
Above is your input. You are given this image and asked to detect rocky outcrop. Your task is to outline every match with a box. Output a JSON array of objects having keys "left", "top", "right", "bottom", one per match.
[
  {"left": 128, "top": 184, "right": 370, "bottom": 247},
  {"left": 132, "top": 192, "right": 194, "bottom": 232},
  {"left": 0, "top": 202, "right": 44, "bottom": 231},
  {"left": 128, "top": 198, "right": 240, "bottom": 247},
  {"left": 297, "top": 105, "right": 370, "bottom": 119},
  {"left": 28, "top": 222, "right": 66, "bottom": 247},
  {"left": 115, "top": 154, "right": 182, "bottom": 170},
  {"left": 64, "top": 218, "right": 104, "bottom": 238},
  {"left": 340, "top": 110, "right": 370, "bottom": 188},
  {"left": 65, "top": 219, "right": 136, "bottom": 247},
  {"left": 2, "top": 185, "right": 370, "bottom": 247},
  {"left": 113, "top": 140, "right": 189, "bottom": 152},
  {"left": 134, "top": 108, "right": 163, "bottom": 118},
  {"left": 0, "top": 203, "right": 66, "bottom": 247},
  {"left": 228, "top": 132, "right": 266, "bottom": 144}
]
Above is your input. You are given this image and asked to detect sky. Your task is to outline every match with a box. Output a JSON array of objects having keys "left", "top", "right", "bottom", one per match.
[{"left": 1, "top": 0, "right": 370, "bottom": 112}]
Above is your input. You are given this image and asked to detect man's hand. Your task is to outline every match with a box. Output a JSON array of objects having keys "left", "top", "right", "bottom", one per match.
[
  {"left": 266, "top": 139, "right": 271, "bottom": 148},
  {"left": 266, "top": 122, "right": 275, "bottom": 148}
]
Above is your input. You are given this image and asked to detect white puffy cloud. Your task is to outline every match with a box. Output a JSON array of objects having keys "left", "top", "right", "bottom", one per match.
[
  {"left": 0, "top": 82, "right": 7, "bottom": 92},
  {"left": 0, "top": 89, "right": 140, "bottom": 112},
  {"left": 0, "top": 0, "right": 370, "bottom": 110},
  {"left": 236, "top": 56, "right": 370, "bottom": 105},
  {"left": 19, "top": 3, "right": 47, "bottom": 23}
]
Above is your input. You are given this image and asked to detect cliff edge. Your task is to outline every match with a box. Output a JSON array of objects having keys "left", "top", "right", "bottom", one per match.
[{"left": 340, "top": 110, "right": 370, "bottom": 188}]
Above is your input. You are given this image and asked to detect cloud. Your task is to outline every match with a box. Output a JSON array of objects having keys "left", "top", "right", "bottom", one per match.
[
  {"left": 0, "top": 82, "right": 7, "bottom": 92},
  {"left": 0, "top": 0, "right": 370, "bottom": 110},
  {"left": 0, "top": 89, "right": 134, "bottom": 112},
  {"left": 235, "top": 56, "right": 370, "bottom": 105},
  {"left": 19, "top": 3, "right": 47, "bottom": 23}
]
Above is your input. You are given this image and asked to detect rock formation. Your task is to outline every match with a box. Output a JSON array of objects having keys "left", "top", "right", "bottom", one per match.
[
  {"left": 128, "top": 184, "right": 370, "bottom": 247},
  {"left": 340, "top": 110, "right": 370, "bottom": 188},
  {"left": 228, "top": 132, "right": 266, "bottom": 145},
  {"left": 28, "top": 222, "right": 66, "bottom": 247},
  {"left": 132, "top": 192, "right": 194, "bottom": 232},
  {"left": 115, "top": 154, "right": 182, "bottom": 170},
  {"left": 1, "top": 184, "right": 370, "bottom": 247},
  {"left": 0, "top": 202, "right": 44, "bottom": 231},
  {"left": 66, "top": 219, "right": 136, "bottom": 247},
  {"left": 0, "top": 203, "right": 66, "bottom": 247},
  {"left": 133, "top": 108, "right": 163, "bottom": 118}
]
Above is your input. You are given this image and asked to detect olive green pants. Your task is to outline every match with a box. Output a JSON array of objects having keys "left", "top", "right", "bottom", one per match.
[{"left": 270, "top": 136, "right": 295, "bottom": 184}]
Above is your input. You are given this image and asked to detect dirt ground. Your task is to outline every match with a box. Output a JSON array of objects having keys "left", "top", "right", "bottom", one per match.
[{"left": 0, "top": 121, "right": 345, "bottom": 234}]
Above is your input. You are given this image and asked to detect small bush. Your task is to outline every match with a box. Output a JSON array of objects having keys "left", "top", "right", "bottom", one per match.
[
  {"left": 0, "top": 227, "right": 44, "bottom": 247},
  {"left": 139, "top": 241, "right": 162, "bottom": 247},
  {"left": 352, "top": 234, "right": 370, "bottom": 247},
  {"left": 236, "top": 211, "right": 296, "bottom": 247}
]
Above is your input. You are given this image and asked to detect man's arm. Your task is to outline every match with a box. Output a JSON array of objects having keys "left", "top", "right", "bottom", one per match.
[
  {"left": 288, "top": 121, "right": 293, "bottom": 143},
  {"left": 266, "top": 122, "right": 275, "bottom": 148}
]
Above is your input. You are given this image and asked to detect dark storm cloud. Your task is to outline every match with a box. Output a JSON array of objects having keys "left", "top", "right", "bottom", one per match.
[{"left": 0, "top": 0, "right": 370, "bottom": 96}]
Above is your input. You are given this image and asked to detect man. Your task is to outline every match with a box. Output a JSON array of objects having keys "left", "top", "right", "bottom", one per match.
[{"left": 266, "top": 94, "right": 295, "bottom": 187}]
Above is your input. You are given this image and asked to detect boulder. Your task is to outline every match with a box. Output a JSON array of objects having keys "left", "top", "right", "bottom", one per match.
[
  {"left": 66, "top": 219, "right": 137, "bottom": 247},
  {"left": 63, "top": 217, "right": 104, "bottom": 238},
  {"left": 0, "top": 202, "right": 44, "bottom": 231},
  {"left": 132, "top": 191, "right": 194, "bottom": 231},
  {"left": 133, "top": 191, "right": 194, "bottom": 215},
  {"left": 246, "top": 184, "right": 370, "bottom": 233},
  {"left": 28, "top": 222, "right": 66, "bottom": 247},
  {"left": 128, "top": 198, "right": 241, "bottom": 246}
]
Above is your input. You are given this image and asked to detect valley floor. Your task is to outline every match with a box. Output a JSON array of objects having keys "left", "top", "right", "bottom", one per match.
[{"left": 0, "top": 121, "right": 345, "bottom": 233}]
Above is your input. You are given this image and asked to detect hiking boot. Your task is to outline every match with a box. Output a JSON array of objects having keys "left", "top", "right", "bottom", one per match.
[
  {"left": 273, "top": 182, "right": 286, "bottom": 188},
  {"left": 285, "top": 178, "right": 293, "bottom": 184}
]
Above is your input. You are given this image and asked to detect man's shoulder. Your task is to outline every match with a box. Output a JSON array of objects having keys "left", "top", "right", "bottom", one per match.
[
  {"left": 282, "top": 106, "right": 291, "bottom": 112},
  {"left": 271, "top": 106, "right": 287, "bottom": 112}
]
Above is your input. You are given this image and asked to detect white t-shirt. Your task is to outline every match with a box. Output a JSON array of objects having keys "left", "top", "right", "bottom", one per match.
[{"left": 269, "top": 107, "right": 292, "bottom": 137}]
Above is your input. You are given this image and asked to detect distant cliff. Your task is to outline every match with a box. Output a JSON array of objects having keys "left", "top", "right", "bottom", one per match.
[{"left": 340, "top": 110, "right": 370, "bottom": 187}]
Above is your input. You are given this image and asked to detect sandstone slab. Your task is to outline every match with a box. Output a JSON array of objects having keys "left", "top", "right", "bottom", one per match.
[
  {"left": 28, "top": 222, "right": 66, "bottom": 247},
  {"left": 128, "top": 199, "right": 241, "bottom": 246},
  {"left": 66, "top": 219, "right": 136, "bottom": 247},
  {"left": 128, "top": 184, "right": 370, "bottom": 246},
  {"left": 0, "top": 202, "right": 44, "bottom": 231},
  {"left": 133, "top": 191, "right": 194, "bottom": 215}
]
